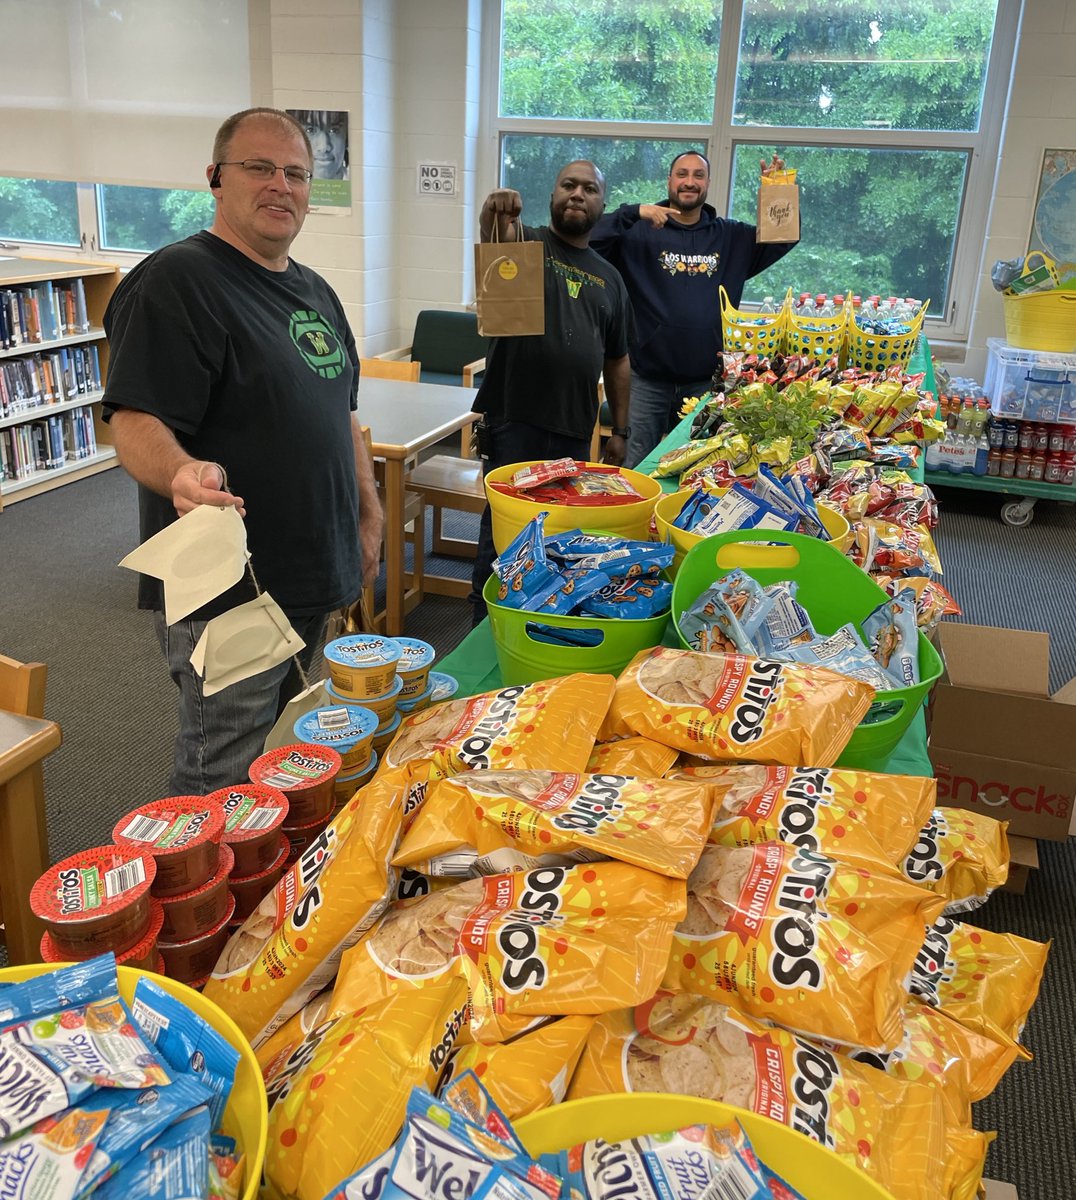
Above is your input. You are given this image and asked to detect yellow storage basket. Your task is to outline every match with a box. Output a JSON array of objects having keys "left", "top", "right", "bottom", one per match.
[
  {"left": 1003, "top": 289, "right": 1076, "bottom": 353},
  {"left": 783, "top": 288, "right": 849, "bottom": 364},
  {"left": 719, "top": 285, "right": 786, "bottom": 357},
  {"left": 846, "top": 300, "right": 929, "bottom": 371}
]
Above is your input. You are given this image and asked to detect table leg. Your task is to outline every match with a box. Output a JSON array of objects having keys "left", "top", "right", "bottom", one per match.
[
  {"left": 383, "top": 457, "right": 406, "bottom": 636},
  {"left": 0, "top": 765, "right": 49, "bottom": 964}
]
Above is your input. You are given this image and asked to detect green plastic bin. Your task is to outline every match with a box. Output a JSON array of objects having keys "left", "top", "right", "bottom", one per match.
[
  {"left": 670, "top": 530, "right": 943, "bottom": 769},
  {"left": 483, "top": 574, "right": 670, "bottom": 685}
]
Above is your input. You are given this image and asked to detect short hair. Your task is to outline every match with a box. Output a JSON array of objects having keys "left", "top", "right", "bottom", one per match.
[
  {"left": 668, "top": 150, "right": 711, "bottom": 175},
  {"left": 212, "top": 108, "right": 312, "bottom": 165},
  {"left": 558, "top": 159, "right": 606, "bottom": 196}
]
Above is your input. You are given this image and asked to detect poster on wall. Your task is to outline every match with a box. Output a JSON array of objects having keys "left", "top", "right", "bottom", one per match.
[
  {"left": 287, "top": 109, "right": 351, "bottom": 209},
  {"left": 1028, "top": 149, "right": 1076, "bottom": 265}
]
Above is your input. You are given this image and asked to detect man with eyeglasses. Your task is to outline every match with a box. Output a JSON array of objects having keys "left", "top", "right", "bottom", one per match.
[{"left": 102, "top": 107, "right": 382, "bottom": 796}]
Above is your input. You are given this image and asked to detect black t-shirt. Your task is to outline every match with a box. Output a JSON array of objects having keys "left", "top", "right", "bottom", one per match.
[
  {"left": 103, "top": 231, "right": 361, "bottom": 619},
  {"left": 473, "top": 226, "right": 631, "bottom": 440}
]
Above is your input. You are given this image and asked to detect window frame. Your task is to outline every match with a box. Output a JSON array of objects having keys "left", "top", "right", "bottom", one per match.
[{"left": 482, "top": 0, "right": 1022, "bottom": 348}]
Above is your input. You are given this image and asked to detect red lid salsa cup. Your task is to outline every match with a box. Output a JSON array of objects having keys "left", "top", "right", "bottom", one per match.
[
  {"left": 323, "top": 634, "right": 401, "bottom": 699},
  {"left": 112, "top": 798, "right": 225, "bottom": 898},
  {"left": 158, "top": 893, "right": 237, "bottom": 986},
  {"left": 395, "top": 637, "right": 435, "bottom": 699},
  {"left": 40, "top": 897, "right": 163, "bottom": 970},
  {"left": 207, "top": 783, "right": 290, "bottom": 877},
  {"left": 30, "top": 845, "right": 157, "bottom": 958},
  {"left": 229, "top": 836, "right": 290, "bottom": 922},
  {"left": 248, "top": 744, "right": 341, "bottom": 826},
  {"left": 157, "top": 842, "right": 234, "bottom": 944},
  {"left": 293, "top": 704, "right": 378, "bottom": 773}
]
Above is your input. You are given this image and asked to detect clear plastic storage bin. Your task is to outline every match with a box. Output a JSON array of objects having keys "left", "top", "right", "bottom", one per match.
[{"left": 985, "top": 337, "right": 1076, "bottom": 424}]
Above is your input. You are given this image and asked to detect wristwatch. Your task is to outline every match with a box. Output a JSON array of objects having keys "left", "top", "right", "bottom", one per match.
[{"left": 611, "top": 425, "right": 631, "bottom": 438}]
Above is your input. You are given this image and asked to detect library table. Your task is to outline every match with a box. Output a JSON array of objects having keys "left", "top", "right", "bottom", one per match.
[
  {"left": 359, "top": 376, "right": 479, "bottom": 635},
  {"left": 0, "top": 709, "right": 60, "bottom": 964}
]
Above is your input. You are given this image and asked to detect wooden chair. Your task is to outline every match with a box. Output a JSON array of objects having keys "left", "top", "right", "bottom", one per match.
[
  {"left": 359, "top": 357, "right": 421, "bottom": 383},
  {"left": 378, "top": 310, "right": 489, "bottom": 387},
  {"left": 405, "top": 455, "right": 485, "bottom": 597}
]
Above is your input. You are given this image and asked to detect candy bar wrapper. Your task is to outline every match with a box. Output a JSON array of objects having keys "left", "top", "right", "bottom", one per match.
[{"left": 510, "top": 459, "right": 579, "bottom": 490}]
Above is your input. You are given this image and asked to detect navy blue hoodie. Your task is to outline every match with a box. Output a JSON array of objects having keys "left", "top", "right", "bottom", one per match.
[{"left": 590, "top": 201, "right": 796, "bottom": 383}]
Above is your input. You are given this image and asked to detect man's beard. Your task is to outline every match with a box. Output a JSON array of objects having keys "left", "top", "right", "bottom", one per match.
[{"left": 550, "top": 204, "right": 597, "bottom": 237}]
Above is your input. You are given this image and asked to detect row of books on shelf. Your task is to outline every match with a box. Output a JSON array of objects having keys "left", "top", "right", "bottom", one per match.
[
  {"left": 0, "top": 406, "right": 99, "bottom": 483},
  {"left": 1, "top": 277, "right": 91, "bottom": 348},
  {"left": 0, "top": 344, "right": 103, "bottom": 418}
]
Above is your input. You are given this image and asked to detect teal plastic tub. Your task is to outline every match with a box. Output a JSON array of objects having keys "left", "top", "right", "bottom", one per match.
[{"left": 670, "top": 530, "right": 943, "bottom": 769}]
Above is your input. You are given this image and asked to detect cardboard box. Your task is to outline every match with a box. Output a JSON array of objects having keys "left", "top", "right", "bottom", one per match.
[
  {"left": 1001, "top": 835, "right": 1039, "bottom": 894},
  {"left": 983, "top": 1181, "right": 1018, "bottom": 1200},
  {"left": 928, "top": 624, "right": 1076, "bottom": 841}
]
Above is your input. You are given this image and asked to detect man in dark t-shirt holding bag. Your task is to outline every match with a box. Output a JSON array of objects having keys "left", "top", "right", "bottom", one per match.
[{"left": 469, "top": 160, "right": 632, "bottom": 624}]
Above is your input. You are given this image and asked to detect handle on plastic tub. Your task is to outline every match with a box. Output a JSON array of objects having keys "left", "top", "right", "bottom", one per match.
[
  {"left": 710, "top": 531, "right": 804, "bottom": 573},
  {"left": 523, "top": 622, "right": 605, "bottom": 649}
]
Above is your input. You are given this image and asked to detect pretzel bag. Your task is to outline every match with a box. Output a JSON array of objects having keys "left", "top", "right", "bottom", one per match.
[
  {"left": 668, "top": 763, "right": 935, "bottom": 869},
  {"left": 330, "top": 861, "right": 686, "bottom": 1044},
  {"left": 393, "top": 769, "right": 714, "bottom": 880},
  {"left": 601, "top": 648, "right": 874, "bottom": 766},
  {"left": 204, "top": 775, "right": 403, "bottom": 1047},
  {"left": 568, "top": 992, "right": 947, "bottom": 1200},
  {"left": 901, "top": 807, "right": 1009, "bottom": 915},
  {"left": 663, "top": 842, "right": 945, "bottom": 1051}
]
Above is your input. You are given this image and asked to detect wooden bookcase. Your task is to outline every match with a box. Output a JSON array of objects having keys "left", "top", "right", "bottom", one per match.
[{"left": 0, "top": 257, "right": 120, "bottom": 508}]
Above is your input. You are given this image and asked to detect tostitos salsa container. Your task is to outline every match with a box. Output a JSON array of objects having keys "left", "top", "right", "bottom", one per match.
[
  {"left": 283, "top": 812, "right": 333, "bottom": 864},
  {"left": 248, "top": 744, "right": 341, "bottom": 825},
  {"left": 394, "top": 637, "right": 436, "bottom": 699},
  {"left": 429, "top": 672, "right": 459, "bottom": 704},
  {"left": 293, "top": 704, "right": 378, "bottom": 772},
  {"left": 208, "top": 783, "right": 291, "bottom": 877},
  {"left": 158, "top": 894, "right": 236, "bottom": 986},
  {"left": 333, "top": 751, "right": 378, "bottom": 812},
  {"left": 30, "top": 845, "right": 158, "bottom": 958},
  {"left": 229, "top": 837, "right": 290, "bottom": 922},
  {"left": 157, "top": 842, "right": 234, "bottom": 943},
  {"left": 327, "top": 675, "right": 401, "bottom": 728},
  {"left": 112, "top": 798, "right": 225, "bottom": 898},
  {"left": 397, "top": 681, "right": 433, "bottom": 716},
  {"left": 323, "top": 634, "right": 401, "bottom": 699},
  {"left": 371, "top": 711, "right": 401, "bottom": 757},
  {"left": 41, "top": 899, "right": 164, "bottom": 970}
]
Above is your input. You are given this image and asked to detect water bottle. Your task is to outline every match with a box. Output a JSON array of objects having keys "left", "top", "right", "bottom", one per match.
[{"left": 760, "top": 295, "right": 777, "bottom": 314}]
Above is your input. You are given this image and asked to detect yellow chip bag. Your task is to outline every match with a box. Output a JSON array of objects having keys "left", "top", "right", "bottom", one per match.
[
  {"left": 901, "top": 807, "right": 1010, "bottom": 915},
  {"left": 261, "top": 971, "right": 470, "bottom": 1200},
  {"left": 601, "top": 648, "right": 875, "bottom": 766},
  {"left": 439, "top": 1015, "right": 594, "bottom": 1118},
  {"left": 942, "top": 1126, "right": 994, "bottom": 1200},
  {"left": 909, "top": 916, "right": 1050, "bottom": 1057},
  {"left": 568, "top": 992, "right": 947, "bottom": 1200},
  {"left": 378, "top": 673, "right": 616, "bottom": 823},
  {"left": 586, "top": 736, "right": 679, "bottom": 777},
  {"left": 669, "top": 763, "right": 935, "bottom": 869},
  {"left": 393, "top": 769, "right": 714, "bottom": 880},
  {"left": 203, "top": 773, "right": 403, "bottom": 1047},
  {"left": 663, "top": 842, "right": 945, "bottom": 1051},
  {"left": 331, "top": 862, "right": 685, "bottom": 1044}
]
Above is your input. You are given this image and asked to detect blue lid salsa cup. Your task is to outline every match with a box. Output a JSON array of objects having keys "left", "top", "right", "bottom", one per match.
[
  {"left": 429, "top": 672, "right": 459, "bottom": 703},
  {"left": 293, "top": 704, "right": 378, "bottom": 773},
  {"left": 394, "top": 637, "right": 436, "bottom": 699},
  {"left": 397, "top": 681, "right": 433, "bottom": 716},
  {"left": 327, "top": 674, "right": 402, "bottom": 729},
  {"left": 323, "top": 635, "right": 401, "bottom": 699}
]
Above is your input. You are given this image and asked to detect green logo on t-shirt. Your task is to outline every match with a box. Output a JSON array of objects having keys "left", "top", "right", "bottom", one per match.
[{"left": 289, "top": 309, "right": 346, "bottom": 379}]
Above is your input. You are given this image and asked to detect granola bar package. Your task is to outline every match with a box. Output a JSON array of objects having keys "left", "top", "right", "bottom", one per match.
[
  {"left": 600, "top": 648, "right": 875, "bottom": 767},
  {"left": 901, "top": 808, "right": 1010, "bottom": 916},
  {"left": 392, "top": 769, "right": 714, "bottom": 880},
  {"left": 568, "top": 992, "right": 948, "bottom": 1200}
]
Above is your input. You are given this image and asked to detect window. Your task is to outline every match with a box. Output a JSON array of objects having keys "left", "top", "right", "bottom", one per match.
[
  {"left": 98, "top": 186, "right": 214, "bottom": 254},
  {"left": 0, "top": 178, "right": 80, "bottom": 247},
  {"left": 488, "top": 0, "right": 1018, "bottom": 342}
]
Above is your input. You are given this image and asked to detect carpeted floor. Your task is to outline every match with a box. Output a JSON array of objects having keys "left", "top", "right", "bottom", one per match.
[{"left": 2, "top": 467, "right": 1074, "bottom": 1197}]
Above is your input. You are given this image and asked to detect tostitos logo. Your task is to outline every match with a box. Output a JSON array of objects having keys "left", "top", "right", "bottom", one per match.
[{"left": 289, "top": 309, "right": 346, "bottom": 379}]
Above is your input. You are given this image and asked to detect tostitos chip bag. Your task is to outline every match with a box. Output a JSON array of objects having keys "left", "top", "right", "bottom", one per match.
[
  {"left": 203, "top": 774, "right": 403, "bottom": 1048},
  {"left": 261, "top": 972, "right": 471, "bottom": 1200},
  {"left": 438, "top": 1016, "right": 594, "bottom": 1118},
  {"left": 909, "top": 916, "right": 1050, "bottom": 1057},
  {"left": 392, "top": 770, "right": 714, "bottom": 880},
  {"left": 941, "top": 1127, "right": 994, "bottom": 1200},
  {"left": 330, "top": 862, "right": 685, "bottom": 1045},
  {"left": 901, "top": 807, "right": 1009, "bottom": 915},
  {"left": 377, "top": 674, "right": 616, "bottom": 825},
  {"left": 668, "top": 763, "right": 935, "bottom": 869},
  {"left": 586, "top": 736, "right": 678, "bottom": 778},
  {"left": 663, "top": 843, "right": 945, "bottom": 1051},
  {"left": 601, "top": 648, "right": 874, "bottom": 767},
  {"left": 568, "top": 992, "right": 948, "bottom": 1200}
]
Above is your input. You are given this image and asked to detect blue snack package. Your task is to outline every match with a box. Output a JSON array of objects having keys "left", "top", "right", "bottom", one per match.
[
  {"left": 0, "top": 953, "right": 119, "bottom": 1029},
  {"left": 778, "top": 623, "right": 894, "bottom": 691},
  {"left": 672, "top": 489, "right": 719, "bottom": 532},
  {"left": 861, "top": 588, "right": 920, "bottom": 688},
  {"left": 0, "top": 1103, "right": 111, "bottom": 1199},
  {"left": 492, "top": 514, "right": 564, "bottom": 612},
  {"left": 578, "top": 577, "right": 671, "bottom": 620},
  {"left": 131, "top": 975, "right": 240, "bottom": 1133},
  {"left": 574, "top": 544, "right": 674, "bottom": 578},
  {"left": 543, "top": 531, "right": 628, "bottom": 561},
  {"left": 760, "top": 1164, "right": 809, "bottom": 1200},
  {"left": 714, "top": 569, "right": 775, "bottom": 641},
  {"left": 91, "top": 1106, "right": 211, "bottom": 1200},
  {"left": 694, "top": 484, "right": 800, "bottom": 536},
  {"left": 756, "top": 581, "right": 816, "bottom": 653},
  {"left": 438, "top": 1069, "right": 526, "bottom": 1155},
  {"left": 537, "top": 568, "right": 611, "bottom": 616},
  {"left": 521, "top": 624, "right": 605, "bottom": 648},
  {"left": 322, "top": 1146, "right": 394, "bottom": 1200},
  {"left": 678, "top": 586, "right": 757, "bottom": 654}
]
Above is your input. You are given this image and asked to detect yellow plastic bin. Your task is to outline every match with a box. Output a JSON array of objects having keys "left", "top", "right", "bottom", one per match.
[
  {"left": 719, "top": 285, "right": 787, "bottom": 357},
  {"left": 1003, "top": 289, "right": 1076, "bottom": 353},
  {"left": 515, "top": 1093, "right": 895, "bottom": 1199},
  {"left": 784, "top": 289, "right": 850, "bottom": 364},
  {"left": 484, "top": 460, "right": 662, "bottom": 554},
  {"left": 0, "top": 962, "right": 267, "bottom": 1200}
]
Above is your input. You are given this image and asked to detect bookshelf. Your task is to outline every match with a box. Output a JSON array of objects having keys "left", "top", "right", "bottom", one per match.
[{"left": 0, "top": 257, "right": 120, "bottom": 508}]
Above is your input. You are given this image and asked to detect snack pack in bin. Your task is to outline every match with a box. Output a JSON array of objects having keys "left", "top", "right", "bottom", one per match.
[
  {"left": 670, "top": 530, "right": 942, "bottom": 767},
  {"left": 783, "top": 287, "right": 850, "bottom": 363},
  {"left": 847, "top": 299, "right": 929, "bottom": 371},
  {"left": 719, "top": 285, "right": 786, "bottom": 357}
]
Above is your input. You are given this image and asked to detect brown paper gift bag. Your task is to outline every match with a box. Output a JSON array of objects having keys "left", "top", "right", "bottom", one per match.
[
  {"left": 756, "top": 182, "right": 800, "bottom": 243},
  {"left": 475, "top": 225, "right": 545, "bottom": 336}
]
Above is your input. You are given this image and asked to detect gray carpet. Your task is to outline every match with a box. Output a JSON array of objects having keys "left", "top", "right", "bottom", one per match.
[{"left": 2, "top": 468, "right": 1074, "bottom": 1197}]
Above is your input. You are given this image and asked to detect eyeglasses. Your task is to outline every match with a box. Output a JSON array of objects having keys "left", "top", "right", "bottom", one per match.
[{"left": 215, "top": 159, "right": 313, "bottom": 185}]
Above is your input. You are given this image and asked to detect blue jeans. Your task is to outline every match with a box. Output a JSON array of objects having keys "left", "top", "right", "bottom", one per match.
[
  {"left": 469, "top": 421, "right": 591, "bottom": 624},
  {"left": 154, "top": 610, "right": 327, "bottom": 796},
  {"left": 624, "top": 372, "right": 713, "bottom": 469}
]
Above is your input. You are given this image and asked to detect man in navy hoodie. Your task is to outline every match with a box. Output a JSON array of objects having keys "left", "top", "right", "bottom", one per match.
[{"left": 590, "top": 151, "right": 797, "bottom": 468}]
